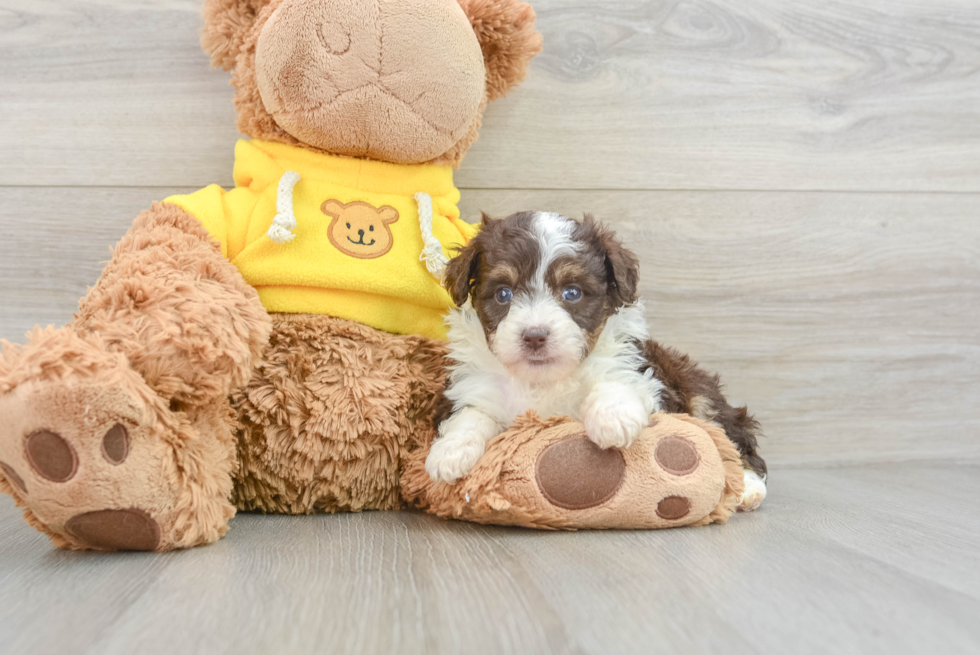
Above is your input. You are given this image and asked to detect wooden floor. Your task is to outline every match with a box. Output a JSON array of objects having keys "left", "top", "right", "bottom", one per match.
[
  {"left": 1, "top": 1, "right": 979, "bottom": 653},
  {"left": 1, "top": 462, "right": 978, "bottom": 655}
]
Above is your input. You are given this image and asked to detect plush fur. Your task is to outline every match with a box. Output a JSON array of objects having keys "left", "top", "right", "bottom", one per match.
[
  {"left": 73, "top": 202, "right": 271, "bottom": 407},
  {"left": 233, "top": 314, "right": 448, "bottom": 514}
]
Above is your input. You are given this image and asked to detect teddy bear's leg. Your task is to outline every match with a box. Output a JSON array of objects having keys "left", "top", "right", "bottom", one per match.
[{"left": 0, "top": 203, "right": 270, "bottom": 550}]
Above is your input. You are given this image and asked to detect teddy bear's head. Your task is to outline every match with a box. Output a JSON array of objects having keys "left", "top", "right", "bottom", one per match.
[{"left": 202, "top": 0, "right": 541, "bottom": 167}]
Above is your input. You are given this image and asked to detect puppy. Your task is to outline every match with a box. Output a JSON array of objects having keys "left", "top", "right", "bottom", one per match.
[{"left": 425, "top": 211, "right": 767, "bottom": 511}]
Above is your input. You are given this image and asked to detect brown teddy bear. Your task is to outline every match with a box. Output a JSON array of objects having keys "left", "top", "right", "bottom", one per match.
[
  {"left": 0, "top": 0, "right": 543, "bottom": 551},
  {"left": 0, "top": 0, "right": 746, "bottom": 551}
]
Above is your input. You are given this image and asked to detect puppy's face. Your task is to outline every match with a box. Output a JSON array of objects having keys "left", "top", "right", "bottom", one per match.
[{"left": 446, "top": 212, "right": 640, "bottom": 383}]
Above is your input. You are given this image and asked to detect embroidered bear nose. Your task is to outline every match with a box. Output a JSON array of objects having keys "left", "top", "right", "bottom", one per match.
[
  {"left": 358, "top": 229, "right": 365, "bottom": 237},
  {"left": 523, "top": 328, "right": 550, "bottom": 350}
]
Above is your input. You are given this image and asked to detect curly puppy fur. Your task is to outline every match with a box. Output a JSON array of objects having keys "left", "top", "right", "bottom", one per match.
[{"left": 644, "top": 341, "right": 767, "bottom": 478}]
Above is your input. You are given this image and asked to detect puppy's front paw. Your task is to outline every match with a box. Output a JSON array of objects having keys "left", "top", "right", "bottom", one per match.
[
  {"left": 582, "top": 387, "right": 650, "bottom": 450},
  {"left": 737, "top": 469, "right": 767, "bottom": 512},
  {"left": 425, "top": 435, "right": 486, "bottom": 484}
]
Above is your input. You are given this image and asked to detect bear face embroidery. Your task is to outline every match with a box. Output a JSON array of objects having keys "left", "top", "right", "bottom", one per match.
[{"left": 321, "top": 200, "right": 399, "bottom": 259}]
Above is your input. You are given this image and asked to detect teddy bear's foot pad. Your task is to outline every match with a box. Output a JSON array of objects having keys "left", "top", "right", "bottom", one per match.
[
  {"left": 0, "top": 379, "right": 176, "bottom": 551},
  {"left": 403, "top": 412, "right": 747, "bottom": 530},
  {"left": 22, "top": 425, "right": 162, "bottom": 550}
]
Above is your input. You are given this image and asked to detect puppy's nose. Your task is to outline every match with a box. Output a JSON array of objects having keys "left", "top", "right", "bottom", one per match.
[{"left": 522, "top": 328, "right": 550, "bottom": 351}]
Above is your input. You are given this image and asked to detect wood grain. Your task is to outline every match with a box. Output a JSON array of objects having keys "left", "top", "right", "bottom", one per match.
[
  {"left": 1, "top": 0, "right": 979, "bottom": 191},
  {"left": 1, "top": 463, "right": 978, "bottom": 655},
  {"left": 1, "top": 187, "right": 977, "bottom": 466}
]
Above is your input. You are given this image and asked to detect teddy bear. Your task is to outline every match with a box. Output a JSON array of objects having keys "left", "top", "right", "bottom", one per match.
[
  {"left": 0, "top": 0, "right": 542, "bottom": 551},
  {"left": 0, "top": 0, "right": 746, "bottom": 551}
]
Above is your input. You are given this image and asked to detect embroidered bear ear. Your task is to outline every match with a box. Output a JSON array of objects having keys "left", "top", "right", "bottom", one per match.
[
  {"left": 321, "top": 199, "right": 345, "bottom": 218},
  {"left": 201, "top": 0, "right": 273, "bottom": 70},
  {"left": 378, "top": 207, "right": 399, "bottom": 224},
  {"left": 457, "top": 0, "right": 543, "bottom": 102}
]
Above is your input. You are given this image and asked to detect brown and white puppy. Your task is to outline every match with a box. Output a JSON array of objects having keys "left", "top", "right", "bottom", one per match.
[{"left": 425, "top": 211, "right": 768, "bottom": 511}]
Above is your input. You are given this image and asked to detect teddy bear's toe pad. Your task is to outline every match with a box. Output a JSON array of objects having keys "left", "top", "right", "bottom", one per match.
[
  {"left": 25, "top": 429, "right": 79, "bottom": 482},
  {"left": 654, "top": 436, "right": 700, "bottom": 475},
  {"left": 656, "top": 495, "right": 692, "bottom": 520},
  {"left": 0, "top": 461, "right": 27, "bottom": 493},
  {"left": 65, "top": 508, "right": 161, "bottom": 551},
  {"left": 535, "top": 436, "right": 625, "bottom": 510}
]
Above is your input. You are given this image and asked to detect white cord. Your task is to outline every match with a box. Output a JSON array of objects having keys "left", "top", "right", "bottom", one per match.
[
  {"left": 415, "top": 191, "right": 449, "bottom": 281},
  {"left": 267, "top": 171, "right": 302, "bottom": 243}
]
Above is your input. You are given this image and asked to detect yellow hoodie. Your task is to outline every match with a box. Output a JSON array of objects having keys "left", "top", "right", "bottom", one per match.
[{"left": 165, "top": 140, "right": 476, "bottom": 340}]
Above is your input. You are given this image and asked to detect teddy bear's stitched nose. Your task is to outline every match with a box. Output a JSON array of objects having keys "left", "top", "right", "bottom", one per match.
[{"left": 358, "top": 229, "right": 365, "bottom": 238}]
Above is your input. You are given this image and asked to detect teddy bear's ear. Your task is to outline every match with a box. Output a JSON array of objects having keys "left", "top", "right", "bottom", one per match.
[
  {"left": 201, "top": 0, "right": 271, "bottom": 70},
  {"left": 457, "top": 0, "right": 543, "bottom": 102}
]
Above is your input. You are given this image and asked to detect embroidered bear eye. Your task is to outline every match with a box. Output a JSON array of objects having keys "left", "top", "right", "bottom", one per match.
[
  {"left": 562, "top": 286, "right": 583, "bottom": 302},
  {"left": 346, "top": 222, "right": 351, "bottom": 229},
  {"left": 495, "top": 287, "right": 514, "bottom": 304},
  {"left": 369, "top": 225, "right": 374, "bottom": 231}
]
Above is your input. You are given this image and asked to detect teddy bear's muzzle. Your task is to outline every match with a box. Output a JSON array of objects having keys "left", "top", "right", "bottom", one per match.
[{"left": 254, "top": 0, "right": 487, "bottom": 164}]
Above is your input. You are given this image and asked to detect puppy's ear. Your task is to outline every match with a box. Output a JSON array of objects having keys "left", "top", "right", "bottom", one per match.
[
  {"left": 445, "top": 237, "right": 484, "bottom": 307},
  {"left": 585, "top": 214, "right": 640, "bottom": 306},
  {"left": 479, "top": 211, "right": 499, "bottom": 228},
  {"left": 201, "top": 0, "right": 271, "bottom": 70},
  {"left": 457, "top": 0, "right": 543, "bottom": 102}
]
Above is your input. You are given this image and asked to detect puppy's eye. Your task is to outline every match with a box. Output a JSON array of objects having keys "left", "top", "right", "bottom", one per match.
[
  {"left": 562, "top": 286, "right": 583, "bottom": 303},
  {"left": 495, "top": 287, "right": 514, "bottom": 304}
]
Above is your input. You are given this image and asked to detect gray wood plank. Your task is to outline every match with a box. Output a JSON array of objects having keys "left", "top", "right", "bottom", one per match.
[
  {"left": 2, "top": 0, "right": 979, "bottom": 191},
  {"left": 774, "top": 463, "right": 980, "bottom": 601},
  {"left": 0, "top": 463, "right": 978, "bottom": 655},
  {"left": 1, "top": 186, "right": 977, "bottom": 465}
]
